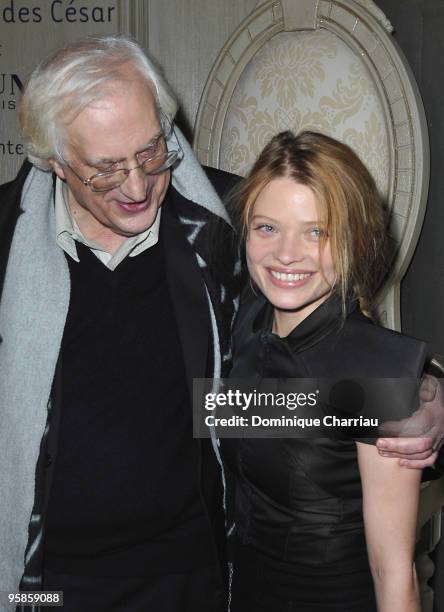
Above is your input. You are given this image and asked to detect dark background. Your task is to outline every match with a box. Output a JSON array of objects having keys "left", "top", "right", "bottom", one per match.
[{"left": 377, "top": 2, "right": 444, "bottom": 608}]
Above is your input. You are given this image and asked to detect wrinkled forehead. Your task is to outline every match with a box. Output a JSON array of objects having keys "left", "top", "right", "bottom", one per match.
[{"left": 63, "top": 79, "right": 161, "bottom": 162}]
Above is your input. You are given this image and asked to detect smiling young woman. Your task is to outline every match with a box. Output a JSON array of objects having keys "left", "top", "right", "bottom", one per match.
[
  {"left": 223, "top": 131, "right": 425, "bottom": 612},
  {"left": 246, "top": 176, "right": 335, "bottom": 335},
  {"left": 231, "top": 130, "right": 387, "bottom": 324}
]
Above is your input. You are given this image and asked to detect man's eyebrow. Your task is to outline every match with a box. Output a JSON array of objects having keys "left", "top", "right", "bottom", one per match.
[
  {"left": 85, "top": 156, "right": 125, "bottom": 167},
  {"left": 85, "top": 131, "right": 164, "bottom": 167},
  {"left": 136, "top": 130, "right": 163, "bottom": 153}
]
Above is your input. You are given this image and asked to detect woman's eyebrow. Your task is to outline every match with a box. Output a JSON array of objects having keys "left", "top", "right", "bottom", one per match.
[
  {"left": 251, "top": 216, "right": 322, "bottom": 225},
  {"left": 300, "top": 220, "right": 322, "bottom": 226},
  {"left": 251, "top": 214, "right": 277, "bottom": 222}
]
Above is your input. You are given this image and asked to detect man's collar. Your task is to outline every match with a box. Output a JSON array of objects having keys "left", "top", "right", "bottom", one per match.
[{"left": 54, "top": 177, "right": 161, "bottom": 270}]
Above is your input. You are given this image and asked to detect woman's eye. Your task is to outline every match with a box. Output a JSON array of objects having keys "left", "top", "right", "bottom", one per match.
[
  {"left": 308, "top": 227, "right": 324, "bottom": 240},
  {"left": 255, "top": 224, "right": 275, "bottom": 233}
]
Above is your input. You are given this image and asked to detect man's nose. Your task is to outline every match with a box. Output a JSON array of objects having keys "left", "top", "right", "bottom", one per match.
[
  {"left": 274, "top": 233, "right": 305, "bottom": 264},
  {"left": 120, "top": 166, "right": 149, "bottom": 202}
]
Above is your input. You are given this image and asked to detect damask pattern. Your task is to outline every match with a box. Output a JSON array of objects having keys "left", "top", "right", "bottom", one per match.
[
  {"left": 254, "top": 34, "right": 337, "bottom": 108},
  {"left": 220, "top": 30, "right": 389, "bottom": 198}
]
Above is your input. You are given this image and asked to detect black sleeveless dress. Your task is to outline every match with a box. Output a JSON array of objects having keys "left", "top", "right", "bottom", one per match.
[{"left": 222, "top": 295, "right": 427, "bottom": 612}]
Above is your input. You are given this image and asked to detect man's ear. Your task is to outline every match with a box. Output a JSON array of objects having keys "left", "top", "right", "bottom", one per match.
[{"left": 49, "top": 158, "right": 66, "bottom": 181}]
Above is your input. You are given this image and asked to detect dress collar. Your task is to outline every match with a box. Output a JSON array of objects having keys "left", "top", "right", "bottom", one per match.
[{"left": 253, "top": 294, "right": 358, "bottom": 353}]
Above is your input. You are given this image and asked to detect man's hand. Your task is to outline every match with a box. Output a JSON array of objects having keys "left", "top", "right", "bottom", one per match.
[{"left": 376, "top": 375, "right": 444, "bottom": 469}]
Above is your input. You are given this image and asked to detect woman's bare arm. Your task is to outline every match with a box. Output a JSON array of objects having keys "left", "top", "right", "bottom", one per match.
[{"left": 356, "top": 441, "right": 421, "bottom": 612}]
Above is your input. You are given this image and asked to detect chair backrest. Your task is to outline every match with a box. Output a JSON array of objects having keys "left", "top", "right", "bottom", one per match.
[{"left": 194, "top": 0, "right": 429, "bottom": 331}]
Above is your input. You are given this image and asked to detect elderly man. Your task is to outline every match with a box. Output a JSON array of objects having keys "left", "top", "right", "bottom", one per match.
[
  {"left": 0, "top": 34, "right": 443, "bottom": 612},
  {"left": 0, "top": 36, "right": 240, "bottom": 611}
]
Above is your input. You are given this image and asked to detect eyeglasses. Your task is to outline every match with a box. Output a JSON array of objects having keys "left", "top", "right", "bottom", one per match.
[
  {"left": 65, "top": 148, "right": 179, "bottom": 192},
  {"left": 63, "top": 115, "right": 181, "bottom": 193}
]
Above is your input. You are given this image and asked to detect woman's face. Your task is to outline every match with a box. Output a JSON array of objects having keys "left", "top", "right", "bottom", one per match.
[{"left": 246, "top": 176, "right": 335, "bottom": 328}]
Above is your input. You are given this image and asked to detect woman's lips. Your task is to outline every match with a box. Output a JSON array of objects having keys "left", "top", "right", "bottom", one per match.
[{"left": 267, "top": 268, "right": 313, "bottom": 288}]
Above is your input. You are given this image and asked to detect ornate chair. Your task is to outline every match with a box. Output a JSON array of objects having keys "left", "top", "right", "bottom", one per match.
[{"left": 193, "top": 0, "right": 429, "bottom": 332}]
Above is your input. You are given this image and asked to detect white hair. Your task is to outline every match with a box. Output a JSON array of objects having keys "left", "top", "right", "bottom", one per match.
[{"left": 18, "top": 35, "right": 179, "bottom": 170}]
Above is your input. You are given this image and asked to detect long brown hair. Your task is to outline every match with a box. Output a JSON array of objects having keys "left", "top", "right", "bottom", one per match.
[{"left": 228, "top": 131, "right": 389, "bottom": 316}]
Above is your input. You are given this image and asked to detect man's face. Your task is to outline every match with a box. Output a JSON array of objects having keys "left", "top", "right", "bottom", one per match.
[{"left": 52, "top": 76, "right": 170, "bottom": 252}]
